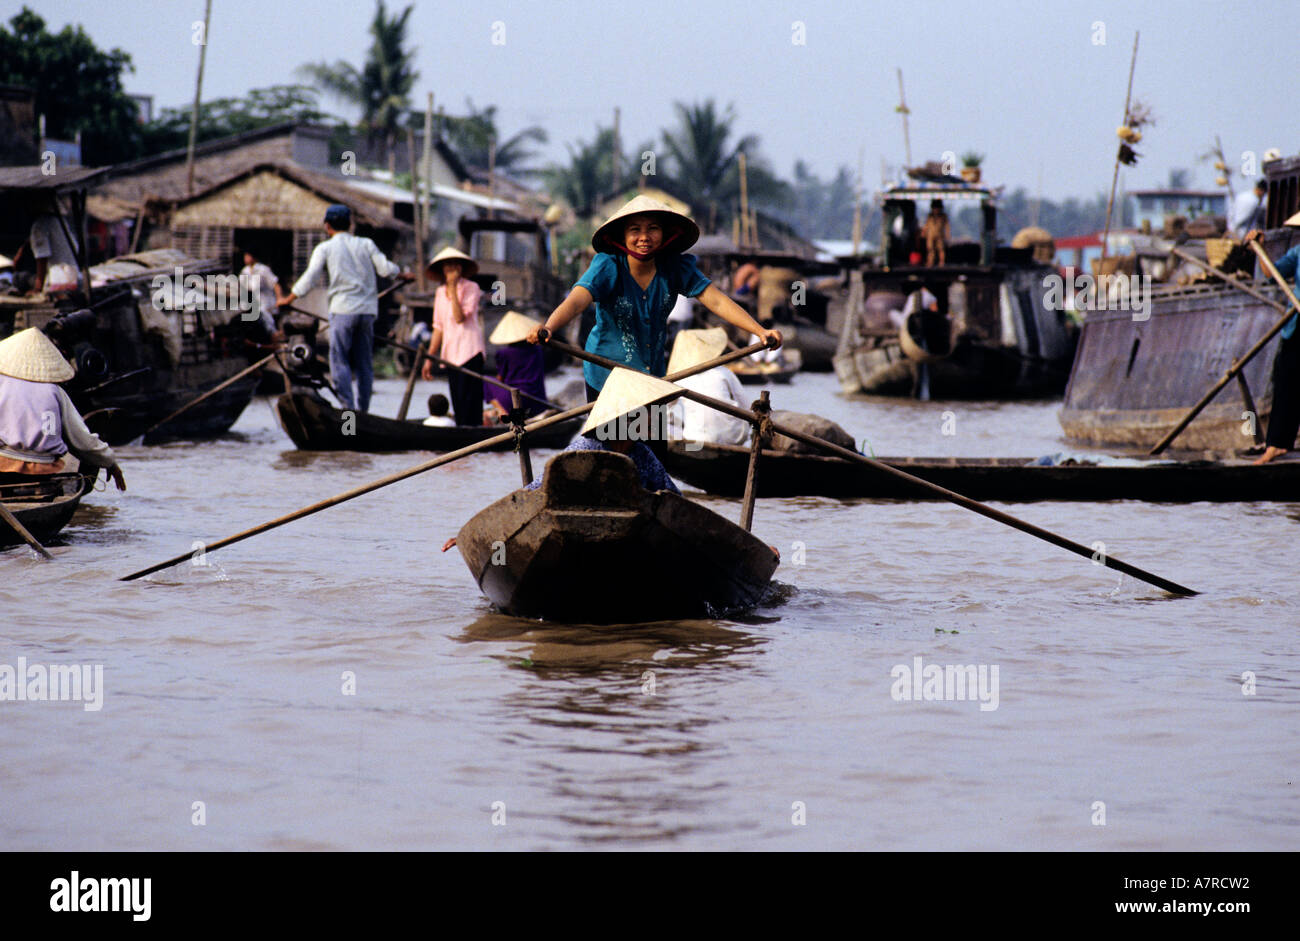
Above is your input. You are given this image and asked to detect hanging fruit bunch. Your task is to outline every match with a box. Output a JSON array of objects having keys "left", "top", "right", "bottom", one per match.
[{"left": 1116, "top": 101, "right": 1155, "bottom": 167}]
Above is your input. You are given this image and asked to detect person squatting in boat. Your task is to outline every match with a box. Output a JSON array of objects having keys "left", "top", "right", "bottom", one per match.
[{"left": 0, "top": 328, "right": 125, "bottom": 490}]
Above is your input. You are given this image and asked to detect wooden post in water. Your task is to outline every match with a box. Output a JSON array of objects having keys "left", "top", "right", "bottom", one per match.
[
  {"left": 739, "top": 390, "right": 770, "bottom": 531},
  {"left": 396, "top": 346, "right": 424, "bottom": 421},
  {"left": 407, "top": 129, "right": 425, "bottom": 286},
  {"left": 510, "top": 389, "right": 534, "bottom": 486}
]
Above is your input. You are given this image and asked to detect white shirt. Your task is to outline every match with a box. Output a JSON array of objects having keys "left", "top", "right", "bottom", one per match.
[
  {"left": 668, "top": 366, "right": 751, "bottom": 446},
  {"left": 667, "top": 294, "right": 695, "bottom": 324},
  {"left": 1230, "top": 190, "right": 1265, "bottom": 236},
  {"left": 291, "top": 231, "right": 401, "bottom": 315},
  {"left": 422, "top": 415, "right": 456, "bottom": 427},
  {"left": 29, "top": 214, "right": 79, "bottom": 267},
  {"left": 240, "top": 262, "right": 279, "bottom": 331}
]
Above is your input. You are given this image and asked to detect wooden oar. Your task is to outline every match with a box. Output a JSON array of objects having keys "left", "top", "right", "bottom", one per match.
[
  {"left": 290, "top": 308, "right": 565, "bottom": 414},
  {"left": 118, "top": 341, "right": 770, "bottom": 581},
  {"left": 540, "top": 333, "right": 1198, "bottom": 597},
  {"left": 0, "top": 502, "right": 54, "bottom": 560},
  {"left": 138, "top": 352, "right": 277, "bottom": 440},
  {"left": 1149, "top": 246, "right": 1297, "bottom": 455}
]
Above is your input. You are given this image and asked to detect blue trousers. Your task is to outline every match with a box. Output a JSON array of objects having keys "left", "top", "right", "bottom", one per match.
[{"left": 329, "top": 313, "right": 375, "bottom": 412}]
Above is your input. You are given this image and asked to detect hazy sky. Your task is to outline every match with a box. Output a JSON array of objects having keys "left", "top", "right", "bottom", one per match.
[{"left": 12, "top": 0, "right": 1292, "bottom": 202}]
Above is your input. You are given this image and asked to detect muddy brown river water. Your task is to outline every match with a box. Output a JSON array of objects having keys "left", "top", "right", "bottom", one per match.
[{"left": 2, "top": 369, "right": 1296, "bottom": 850}]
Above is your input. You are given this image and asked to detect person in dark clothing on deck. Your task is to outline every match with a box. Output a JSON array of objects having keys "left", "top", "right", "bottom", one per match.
[{"left": 1247, "top": 222, "right": 1300, "bottom": 464}]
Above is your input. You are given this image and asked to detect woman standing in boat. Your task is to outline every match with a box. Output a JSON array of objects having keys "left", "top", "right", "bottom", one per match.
[
  {"left": 0, "top": 328, "right": 125, "bottom": 489},
  {"left": 528, "top": 195, "right": 781, "bottom": 400},
  {"left": 1247, "top": 224, "right": 1300, "bottom": 464},
  {"left": 421, "top": 247, "right": 486, "bottom": 426}
]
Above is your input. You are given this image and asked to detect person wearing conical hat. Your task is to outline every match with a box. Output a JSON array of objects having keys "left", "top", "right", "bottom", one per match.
[
  {"left": 483, "top": 311, "right": 549, "bottom": 420},
  {"left": 1246, "top": 223, "right": 1300, "bottom": 464},
  {"left": 420, "top": 246, "right": 486, "bottom": 426},
  {"left": 665, "top": 328, "right": 751, "bottom": 447},
  {"left": 527, "top": 194, "right": 781, "bottom": 401},
  {"left": 279, "top": 204, "right": 414, "bottom": 413},
  {"left": 523, "top": 367, "right": 682, "bottom": 494},
  {"left": 0, "top": 328, "right": 124, "bottom": 489}
]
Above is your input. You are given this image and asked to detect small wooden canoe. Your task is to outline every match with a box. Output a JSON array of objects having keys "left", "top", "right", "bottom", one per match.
[
  {"left": 456, "top": 449, "right": 780, "bottom": 622},
  {"left": 663, "top": 440, "right": 1300, "bottom": 502},
  {"left": 729, "top": 362, "right": 797, "bottom": 385},
  {"left": 273, "top": 389, "right": 581, "bottom": 453},
  {"left": 0, "top": 473, "right": 93, "bottom": 548}
]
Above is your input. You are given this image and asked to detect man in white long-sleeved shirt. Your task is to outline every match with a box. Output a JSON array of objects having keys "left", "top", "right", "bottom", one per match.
[
  {"left": 1230, "top": 180, "right": 1267, "bottom": 237},
  {"left": 280, "top": 205, "right": 411, "bottom": 411}
]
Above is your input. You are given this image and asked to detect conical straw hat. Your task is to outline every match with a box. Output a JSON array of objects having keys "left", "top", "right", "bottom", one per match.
[
  {"left": 0, "top": 327, "right": 75, "bottom": 382},
  {"left": 0, "top": 254, "right": 13, "bottom": 269},
  {"left": 1285, "top": 211, "right": 1300, "bottom": 227},
  {"left": 592, "top": 194, "right": 700, "bottom": 255},
  {"left": 579, "top": 367, "right": 683, "bottom": 438},
  {"left": 666, "top": 327, "right": 728, "bottom": 375},
  {"left": 426, "top": 246, "right": 480, "bottom": 281},
  {"left": 489, "top": 310, "right": 542, "bottom": 345}
]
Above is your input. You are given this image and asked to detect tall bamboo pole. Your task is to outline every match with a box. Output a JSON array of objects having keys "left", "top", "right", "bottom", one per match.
[
  {"left": 895, "top": 68, "right": 912, "bottom": 168},
  {"left": 738, "top": 152, "right": 750, "bottom": 249},
  {"left": 185, "top": 0, "right": 213, "bottom": 197},
  {"left": 1101, "top": 32, "right": 1139, "bottom": 263}
]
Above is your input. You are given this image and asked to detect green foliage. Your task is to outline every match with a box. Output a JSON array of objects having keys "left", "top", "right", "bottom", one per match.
[
  {"left": 442, "top": 100, "right": 547, "bottom": 177},
  {"left": 0, "top": 6, "right": 141, "bottom": 164},
  {"left": 949, "top": 187, "right": 1117, "bottom": 241},
  {"left": 659, "top": 100, "right": 789, "bottom": 230},
  {"left": 139, "top": 85, "right": 333, "bottom": 155},
  {"left": 541, "top": 125, "right": 638, "bottom": 217},
  {"left": 297, "top": 0, "right": 418, "bottom": 146},
  {"left": 960, "top": 151, "right": 984, "bottom": 168},
  {"left": 764, "top": 160, "right": 864, "bottom": 240}
]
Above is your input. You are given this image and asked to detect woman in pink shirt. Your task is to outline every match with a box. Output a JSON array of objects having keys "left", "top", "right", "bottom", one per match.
[{"left": 421, "top": 247, "right": 486, "bottom": 425}]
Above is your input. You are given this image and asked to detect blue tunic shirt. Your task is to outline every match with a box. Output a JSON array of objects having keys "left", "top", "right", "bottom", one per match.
[
  {"left": 1272, "top": 246, "right": 1300, "bottom": 340},
  {"left": 575, "top": 252, "right": 711, "bottom": 391},
  {"left": 525, "top": 436, "right": 680, "bottom": 495}
]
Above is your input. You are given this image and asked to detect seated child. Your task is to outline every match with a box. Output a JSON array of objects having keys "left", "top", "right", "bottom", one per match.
[{"left": 422, "top": 393, "right": 456, "bottom": 427}]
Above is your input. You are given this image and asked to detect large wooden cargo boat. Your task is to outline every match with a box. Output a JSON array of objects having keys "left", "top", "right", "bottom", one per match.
[
  {"left": 833, "top": 175, "right": 1076, "bottom": 399},
  {"left": 0, "top": 168, "right": 266, "bottom": 444},
  {"left": 1058, "top": 156, "right": 1300, "bottom": 452}
]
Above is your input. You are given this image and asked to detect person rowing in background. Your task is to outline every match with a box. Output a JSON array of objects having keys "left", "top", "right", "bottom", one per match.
[
  {"left": 1246, "top": 223, "right": 1300, "bottom": 464},
  {"left": 527, "top": 195, "right": 781, "bottom": 402},
  {"left": 482, "top": 311, "right": 548, "bottom": 422},
  {"left": 0, "top": 328, "right": 125, "bottom": 490}
]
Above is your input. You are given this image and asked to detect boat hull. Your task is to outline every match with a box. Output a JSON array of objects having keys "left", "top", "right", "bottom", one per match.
[
  {"left": 663, "top": 440, "right": 1300, "bottom": 502},
  {"left": 274, "top": 390, "right": 580, "bottom": 452},
  {"left": 1059, "top": 281, "right": 1285, "bottom": 451},
  {"left": 0, "top": 473, "right": 92, "bottom": 548},
  {"left": 457, "top": 449, "right": 779, "bottom": 622}
]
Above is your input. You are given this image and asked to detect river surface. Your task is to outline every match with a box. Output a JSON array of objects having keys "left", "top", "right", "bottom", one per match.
[{"left": 2, "top": 369, "right": 1296, "bottom": 850}]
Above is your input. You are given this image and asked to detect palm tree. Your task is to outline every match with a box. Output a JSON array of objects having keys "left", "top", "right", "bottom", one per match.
[
  {"left": 443, "top": 100, "right": 548, "bottom": 178},
  {"left": 297, "top": 0, "right": 418, "bottom": 163},
  {"left": 541, "top": 126, "right": 637, "bottom": 217},
  {"left": 660, "top": 100, "right": 788, "bottom": 231}
]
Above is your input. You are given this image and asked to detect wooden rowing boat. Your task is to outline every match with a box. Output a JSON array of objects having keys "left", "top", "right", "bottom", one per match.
[
  {"left": 456, "top": 448, "right": 780, "bottom": 622},
  {"left": 0, "top": 472, "right": 93, "bottom": 549},
  {"left": 273, "top": 389, "right": 581, "bottom": 452},
  {"left": 663, "top": 440, "right": 1300, "bottom": 502}
]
